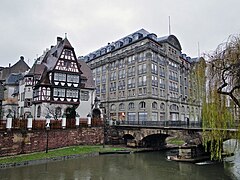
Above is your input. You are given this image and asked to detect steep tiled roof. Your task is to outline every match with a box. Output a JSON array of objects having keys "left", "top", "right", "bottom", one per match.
[
  {"left": 5, "top": 73, "right": 24, "bottom": 85},
  {"left": 78, "top": 60, "right": 95, "bottom": 89},
  {"left": 0, "top": 83, "right": 4, "bottom": 100},
  {"left": 41, "top": 37, "right": 74, "bottom": 71},
  {"left": 0, "top": 56, "right": 30, "bottom": 81},
  {"left": 28, "top": 63, "right": 46, "bottom": 76}
]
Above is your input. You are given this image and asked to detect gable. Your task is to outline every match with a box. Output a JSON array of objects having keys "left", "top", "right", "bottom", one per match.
[
  {"left": 168, "top": 35, "right": 182, "bottom": 51},
  {"left": 55, "top": 48, "right": 81, "bottom": 73}
]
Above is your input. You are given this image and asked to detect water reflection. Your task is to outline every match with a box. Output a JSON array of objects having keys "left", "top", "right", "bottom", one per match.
[{"left": 0, "top": 151, "right": 236, "bottom": 180}]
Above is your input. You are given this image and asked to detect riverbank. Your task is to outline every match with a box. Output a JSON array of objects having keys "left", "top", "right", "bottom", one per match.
[
  {"left": 0, "top": 145, "right": 131, "bottom": 169},
  {"left": 0, "top": 144, "right": 181, "bottom": 169}
]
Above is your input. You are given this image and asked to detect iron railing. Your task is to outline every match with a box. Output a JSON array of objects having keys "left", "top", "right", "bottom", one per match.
[{"left": 119, "top": 120, "right": 202, "bottom": 128}]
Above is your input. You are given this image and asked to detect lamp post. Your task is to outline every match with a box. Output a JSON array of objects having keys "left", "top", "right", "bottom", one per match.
[
  {"left": 27, "top": 114, "right": 33, "bottom": 131},
  {"left": 99, "top": 103, "right": 107, "bottom": 148},
  {"left": 45, "top": 114, "right": 51, "bottom": 153}
]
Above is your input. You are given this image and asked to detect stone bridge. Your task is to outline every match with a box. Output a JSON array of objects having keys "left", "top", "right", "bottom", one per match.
[{"left": 107, "top": 125, "right": 203, "bottom": 148}]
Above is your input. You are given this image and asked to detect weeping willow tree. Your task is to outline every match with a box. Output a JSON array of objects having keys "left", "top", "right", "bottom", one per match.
[
  {"left": 189, "top": 57, "right": 206, "bottom": 121},
  {"left": 202, "top": 35, "right": 240, "bottom": 160}
]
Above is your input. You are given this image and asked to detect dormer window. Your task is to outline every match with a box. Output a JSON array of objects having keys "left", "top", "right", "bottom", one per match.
[
  {"left": 89, "top": 53, "right": 96, "bottom": 60},
  {"left": 107, "top": 45, "right": 114, "bottom": 52},
  {"left": 123, "top": 37, "right": 132, "bottom": 45},
  {"left": 133, "top": 33, "right": 143, "bottom": 41},
  {"left": 101, "top": 48, "right": 106, "bottom": 55},
  {"left": 96, "top": 51, "right": 101, "bottom": 57},
  {"left": 115, "top": 41, "right": 123, "bottom": 48}
]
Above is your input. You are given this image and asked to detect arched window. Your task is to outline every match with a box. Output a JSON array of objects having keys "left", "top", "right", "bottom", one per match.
[
  {"left": 170, "top": 104, "right": 179, "bottom": 111},
  {"left": 139, "top": 101, "right": 146, "bottom": 109},
  {"left": 110, "top": 104, "right": 116, "bottom": 111},
  {"left": 37, "top": 106, "right": 41, "bottom": 118},
  {"left": 146, "top": 52, "right": 152, "bottom": 58},
  {"left": 160, "top": 103, "right": 165, "bottom": 111},
  {"left": 119, "top": 103, "right": 125, "bottom": 111},
  {"left": 152, "top": 102, "right": 157, "bottom": 109},
  {"left": 195, "top": 107, "right": 198, "bottom": 112},
  {"left": 128, "top": 102, "right": 135, "bottom": 110},
  {"left": 181, "top": 105, "right": 185, "bottom": 112},
  {"left": 191, "top": 107, "right": 194, "bottom": 114},
  {"left": 55, "top": 107, "right": 62, "bottom": 118}
]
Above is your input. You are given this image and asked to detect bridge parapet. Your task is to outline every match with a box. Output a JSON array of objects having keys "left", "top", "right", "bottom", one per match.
[{"left": 119, "top": 120, "right": 202, "bottom": 128}]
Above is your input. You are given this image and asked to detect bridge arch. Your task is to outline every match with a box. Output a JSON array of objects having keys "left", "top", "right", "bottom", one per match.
[
  {"left": 141, "top": 134, "right": 169, "bottom": 148},
  {"left": 122, "top": 134, "right": 135, "bottom": 144}
]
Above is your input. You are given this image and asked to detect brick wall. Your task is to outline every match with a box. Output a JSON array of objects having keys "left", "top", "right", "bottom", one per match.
[{"left": 0, "top": 127, "right": 103, "bottom": 157}]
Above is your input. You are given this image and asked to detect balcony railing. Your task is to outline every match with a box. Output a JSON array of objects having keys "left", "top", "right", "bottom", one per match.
[{"left": 119, "top": 120, "right": 202, "bottom": 128}]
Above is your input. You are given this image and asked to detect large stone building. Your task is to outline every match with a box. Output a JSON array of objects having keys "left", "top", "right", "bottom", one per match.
[{"left": 81, "top": 29, "right": 202, "bottom": 124}]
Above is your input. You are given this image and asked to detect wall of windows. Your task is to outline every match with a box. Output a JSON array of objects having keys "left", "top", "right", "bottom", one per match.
[
  {"left": 53, "top": 88, "right": 65, "bottom": 97},
  {"left": 66, "top": 89, "right": 78, "bottom": 98},
  {"left": 54, "top": 73, "right": 66, "bottom": 81},
  {"left": 67, "top": 74, "right": 79, "bottom": 83}
]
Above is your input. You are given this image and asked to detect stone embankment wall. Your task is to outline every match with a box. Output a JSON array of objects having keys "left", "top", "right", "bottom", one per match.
[{"left": 0, "top": 127, "right": 103, "bottom": 157}]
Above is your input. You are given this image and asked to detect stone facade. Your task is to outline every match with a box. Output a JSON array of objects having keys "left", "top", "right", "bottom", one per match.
[
  {"left": 82, "top": 29, "right": 202, "bottom": 124},
  {"left": 0, "top": 127, "right": 103, "bottom": 157}
]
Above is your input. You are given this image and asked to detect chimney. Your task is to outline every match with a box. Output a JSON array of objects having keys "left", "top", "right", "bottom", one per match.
[
  {"left": 57, "top": 37, "right": 63, "bottom": 45},
  {"left": 20, "top": 56, "right": 24, "bottom": 61},
  {"left": 9, "top": 63, "right": 11, "bottom": 67}
]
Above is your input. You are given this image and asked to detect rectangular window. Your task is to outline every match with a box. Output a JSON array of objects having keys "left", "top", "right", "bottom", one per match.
[
  {"left": 127, "top": 112, "right": 136, "bottom": 121},
  {"left": 159, "top": 78, "right": 165, "bottom": 89},
  {"left": 67, "top": 74, "right": 79, "bottom": 83},
  {"left": 152, "top": 112, "right": 158, "bottom": 121},
  {"left": 152, "top": 76, "right": 158, "bottom": 87},
  {"left": 160, "top": 112, "right": 166, "bottom": 121},
  {"left": 66, "top": 89, "right": 78, "bottom": 98},
  {"left": 53, "top": 88, "right": 65, "bottom": 97},
  {"left": 151, "top": 63, "right": 158, "bottom": 74},
  {"left": 81, "top": 91, "right": 89, "bottom": 101},
  {"left": 138, "top": 112, "right": 147, "bottom": 121},
  {"left": 54, "top": 73, "right": 66, "bottom": 81}
]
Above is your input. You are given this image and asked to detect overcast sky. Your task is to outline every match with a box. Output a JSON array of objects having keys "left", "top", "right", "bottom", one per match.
[{"left": 1, "top": 0, "right": 240, "bottom": 67}]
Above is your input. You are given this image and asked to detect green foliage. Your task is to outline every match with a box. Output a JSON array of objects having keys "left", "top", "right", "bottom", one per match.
[
  {"left": 201, "top": 52, "right": 236, "bottom": 160},
  {"left": 190, "top": 56, "right": 236, "bottom": 160},
  {"left": 167, "top": 137, "right": 185, "bottom": 146}
]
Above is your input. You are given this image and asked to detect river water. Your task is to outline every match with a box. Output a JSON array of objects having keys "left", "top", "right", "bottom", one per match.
[{"left": 0, "top": 149, "right": 239, "bottom": 180}]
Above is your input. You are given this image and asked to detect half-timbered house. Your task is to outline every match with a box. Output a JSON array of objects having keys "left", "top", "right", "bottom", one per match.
[{"left": 30, "top": 37, "right": 82, "bottom": 120}]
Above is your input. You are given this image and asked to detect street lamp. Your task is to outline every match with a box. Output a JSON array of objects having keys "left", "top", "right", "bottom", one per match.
[
  {"left": 99, "top": 103, "right": 107, "bottom": 148},
  {"left": 45, "top": 114, "right": 51, "bottom": 153}
]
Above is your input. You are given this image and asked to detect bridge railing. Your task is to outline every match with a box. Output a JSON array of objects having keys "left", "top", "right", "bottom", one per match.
[{"left": 119, "top": 120, "right": 202, "bottom": 128}]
